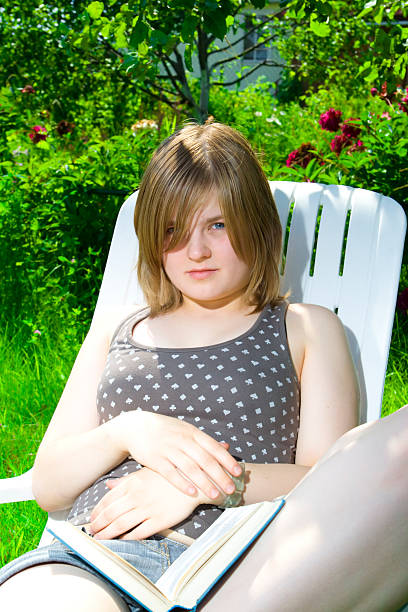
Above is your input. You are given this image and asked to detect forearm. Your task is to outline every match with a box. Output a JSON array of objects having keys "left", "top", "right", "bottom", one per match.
[
  {"left": 242, "top": 463, "right": 310, "bottom": 505},
  {"left": 32, "top": 417, "right": 128, "bottom": 512}
]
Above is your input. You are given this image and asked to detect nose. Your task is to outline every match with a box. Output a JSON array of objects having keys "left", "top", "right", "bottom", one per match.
[{"left": 186, "top": 229, "right": 211, "bottom": 261}]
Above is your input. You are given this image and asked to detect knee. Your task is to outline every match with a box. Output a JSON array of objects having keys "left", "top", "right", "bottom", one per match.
[{"left": 379, "top": 406, "right": 408, "bottom": 498}]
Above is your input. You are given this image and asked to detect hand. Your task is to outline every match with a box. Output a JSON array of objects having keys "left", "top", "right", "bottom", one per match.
[
  {"left": 89, "top": 468, "right": 219, "bottom": 540},
  {"left": 112, "top": 411, "right": 242, "bottom": 500}
]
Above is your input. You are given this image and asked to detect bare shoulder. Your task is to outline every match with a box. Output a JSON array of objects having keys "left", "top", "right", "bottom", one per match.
[
  {"left": 90, "top": 303, "right": 147, "bottom": 345},
  {"left": 285, "top": 303, "right": 347, "bottom": 380},
  {"left": 287, "top": 302, "right": 345, "bottom": 340}
]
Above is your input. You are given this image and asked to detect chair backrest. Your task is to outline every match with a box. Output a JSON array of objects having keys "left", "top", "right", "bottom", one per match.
[{"left": 94, "top": 181, "right": 406, "bottom": 423}]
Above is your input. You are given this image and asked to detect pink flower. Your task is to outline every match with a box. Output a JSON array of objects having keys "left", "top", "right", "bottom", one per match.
[
  {"left": 341, "top": 118, "right": 361, "bottom": 139},
  {"left": 398, "top": 92, "right": 408, "bottom": 114},
  {"left": 319, "top": 108, "right": 342, "bottom": 132},
  {"left": 286, "top": 143, "right": 320, "bottom": 169},
  {"left": 381, "top": 112, "right": 391, "bottom": 120},
  {"left": 29, "top": 125, "right": 48, "bottom": 144},
  {"left": 22, "top": 84, "right": 35, "bottom": 94},
  {"left": 370, "top": 87, "right": 378, "bottom": 97},
  {"left": 34, "top": 329, "right": 41, "bottom": 335},
  {"left": 397, "top": 287, "right": 408, "bottom": 312},
  {"left": 347, "top": 140, "right": 365, "bottom": 154}
]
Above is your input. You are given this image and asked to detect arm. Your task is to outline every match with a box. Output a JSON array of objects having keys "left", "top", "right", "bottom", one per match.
[
  {"left": 33, "top": 311, "right": 241, "bottom": 512},
  {"left": 242, "top": 303, "right": 359, "bottom": 504},
  {"left": 89, "top": 304, "right": 359, "bottom": 540}
]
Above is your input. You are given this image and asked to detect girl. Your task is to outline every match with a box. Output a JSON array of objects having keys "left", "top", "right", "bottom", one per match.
[{"left": 0, "top": 122, "right": 407, "bottom": 612}]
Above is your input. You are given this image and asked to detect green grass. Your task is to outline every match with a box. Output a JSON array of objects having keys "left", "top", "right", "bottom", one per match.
[
  {"left": 0, "top": 281, "right": 407, "bottom": 568},
  {"left": 0, "top": 315, "right": 82, "bottom": 565}
]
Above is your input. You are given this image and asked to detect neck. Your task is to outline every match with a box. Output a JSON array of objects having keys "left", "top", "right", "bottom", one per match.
[{"left": 177, "top": 293, "right": 252, "bottom": 318}]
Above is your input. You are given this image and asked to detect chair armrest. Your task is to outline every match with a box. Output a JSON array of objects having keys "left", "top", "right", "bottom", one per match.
[{"left": 0, "top": 468, "right": 35, "bottom": 503}]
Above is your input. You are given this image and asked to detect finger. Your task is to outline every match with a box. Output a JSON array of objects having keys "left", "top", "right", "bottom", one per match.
[
  {"left": 91, "top": 490, "right": 136, "bottom": 534},
  {"left": 120, "top": 518, "right": 159, "bottom": 541},
  {"left": 90, "top": 482, "right": 125, "bottom": 522},
  {"left": 154, "top": 458, "right": 197, "bottom": 496},
  {"left": 194, "top": 432, "right": 242, "bottom": 476},
  {"left": 168, "top": 450, "right": 223, "bottom": 500},
  {"left": 94, "top": 508, "right": 147, "bottom": 541}
]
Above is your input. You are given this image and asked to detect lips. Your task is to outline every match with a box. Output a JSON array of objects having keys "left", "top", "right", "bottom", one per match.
[{"left": 186, "top": 269, "right": 217, "bottom": 279}]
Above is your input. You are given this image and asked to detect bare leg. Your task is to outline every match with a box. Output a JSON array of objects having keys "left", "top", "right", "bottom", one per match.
[
  {"left": 0, "top": 563, "right": 130, "bottom": 611},
  {"left": 201, "top": 405, "right": 408, "bottom": 612}
]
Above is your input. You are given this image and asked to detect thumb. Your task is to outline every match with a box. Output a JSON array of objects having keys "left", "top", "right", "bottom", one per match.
[{"left": 106, "top": 478, "right": 122, "bottom": 489}]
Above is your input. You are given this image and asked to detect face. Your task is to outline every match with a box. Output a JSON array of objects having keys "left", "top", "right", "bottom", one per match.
[{"left": 162, "top": 193, "right": 251, "bottom": 309}]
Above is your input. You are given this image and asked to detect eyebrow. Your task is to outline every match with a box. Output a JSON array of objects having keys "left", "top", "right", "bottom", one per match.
[{"left": 205, "top": 215, "right": 224, "bottom": 224}]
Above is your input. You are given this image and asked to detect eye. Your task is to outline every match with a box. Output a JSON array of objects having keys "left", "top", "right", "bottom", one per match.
[
  {"left": 211, "top": 221, "right": 225, "bottom": 230},
  {"left": 166, "top": 226, "right": 175, "bottom": 235}
]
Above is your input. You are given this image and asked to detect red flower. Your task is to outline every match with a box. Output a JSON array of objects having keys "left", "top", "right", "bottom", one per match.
[
  {"left": 330, "top": 134, "right": 350, "bottom": 155},
  {"left": 341, "top": 118, "right": 361, "bottom": 139},
  {"left": 29, "top": 125, "right": 48, "bottom": 144},
  {"left": 56, "top": 120, "right": 75, "bottom": 136},
  {"left": 286, "top": 143, "right": 319, "bottom": 169},
  {"left": 398, "top": 91, "right": 408, "bottom": 114},
  {"left": 22, "top": 84, "right": 35, "bottom": 94},
  {"left": 319, "top": 108, "right": 342, "bottom": 132},
  {"left": 370, "top": 87, "right": 378, "bottom": 97},
  {"left": 397, "top": 287, "right": 408, "bottom": 313}
]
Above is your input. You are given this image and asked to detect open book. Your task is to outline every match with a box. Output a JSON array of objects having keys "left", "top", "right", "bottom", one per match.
[{"left": 47, "top": 498, "right": 284, "bottom": 612}]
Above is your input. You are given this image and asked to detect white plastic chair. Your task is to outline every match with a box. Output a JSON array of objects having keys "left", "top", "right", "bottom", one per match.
[{"left": 0, "top": 181, "right": 406, "bottom": 550}]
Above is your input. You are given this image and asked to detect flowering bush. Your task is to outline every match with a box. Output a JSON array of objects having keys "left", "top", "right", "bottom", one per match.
[
  {"left": 29, "top": 125, "right": 48, "bottom": 144},
  {"left": 286, "top": 142, "right": 320, "bottom": 168},
  {"left": 318, "top": 108, "right": 342, "bottom": 132},
  {"left": 278, "top": 85, "right": 408, "bottom": 223},
  {"left": 56, "top": 120, "right": 75, "bottom": 136}
]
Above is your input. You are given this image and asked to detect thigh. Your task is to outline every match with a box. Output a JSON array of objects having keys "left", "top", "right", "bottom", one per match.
[
  {"left": 0, "top": 562, "right": 130, "bottom": 612},
  {"left": 200, "top": 406, "right": 408, "bottom": 612}
]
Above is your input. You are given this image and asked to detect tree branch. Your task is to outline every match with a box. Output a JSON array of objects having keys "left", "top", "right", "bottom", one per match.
[
  {"left": 212, "top": 60, "right": 281, "bottom": 87},
  {"left": 207, "top": 8, "right": 286, "bottom": 56},
  {"left": 210, "top": 32, "right": 279, "bottom": 70}
]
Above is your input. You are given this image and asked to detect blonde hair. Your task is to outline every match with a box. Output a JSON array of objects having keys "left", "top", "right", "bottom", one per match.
[{"left": 134, "top": 122, "right": 283, "bottom": 316}]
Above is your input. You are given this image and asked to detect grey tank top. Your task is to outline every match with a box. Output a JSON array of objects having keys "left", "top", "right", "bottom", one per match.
[{"left": 68, "top": 301, "right": 300, "bottom": 538}]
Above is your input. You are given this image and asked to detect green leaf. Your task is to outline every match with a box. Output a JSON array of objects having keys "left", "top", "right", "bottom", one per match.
[
  {"left": 204, "top": 11, "right": 228, "bottom": 40},
  {"left": 86, "top": 1, "right": 104, "bottom": 20},
  {"left": 138, "top": 41, "right": 149, "bottom": 56},
  {"left": 395, "top": 55, "right": 407, "bottom": 79},
  {"left": 115, "top": 21, "right": 128, "bottom": 48},
  {"left": 226, "top": 15, "right": 235, "bottom": 28},
  {"left": 374, "top": 28, "right": 391, "bottom": 54},
  {"left": 129, "top": 19, "right": 149, "bottom": 47},
  {"left": 309, "top": 14, "right": 330, "bottom": 37},
  {"left": 181, "top": 15, "right": 198, "bottom": 42},
  {"left": 101, "top": 22, "right": 111, "bottom": 37},
  {"left": 184, "top": 45, "right": 193, "bottom": 72},
  {"left": 150, "top": 30, "right": 169, "bottom": 47}
]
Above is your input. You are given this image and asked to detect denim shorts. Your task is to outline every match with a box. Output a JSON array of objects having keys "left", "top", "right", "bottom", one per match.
[{"left": 0, "top": 535, "right": 188, "bottom": 612}]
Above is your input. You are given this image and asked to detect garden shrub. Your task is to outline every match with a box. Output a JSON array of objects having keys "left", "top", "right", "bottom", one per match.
[
  {"left": 0, "top": 86, "right": 177, "bottom": 333},
  {"left": 1, "top": 80, "right": 407, "bottom": 339}
]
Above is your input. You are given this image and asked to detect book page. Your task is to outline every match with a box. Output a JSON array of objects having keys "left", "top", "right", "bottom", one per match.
[
  {"left": 179, "top": 499, "right": 284, "bottom": 608},
  {"left": 47, "top": 519, "right": 171, "bottom": 612},
  {"left": 156, "top": 502, "right": 269, "bottom": 600}
]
